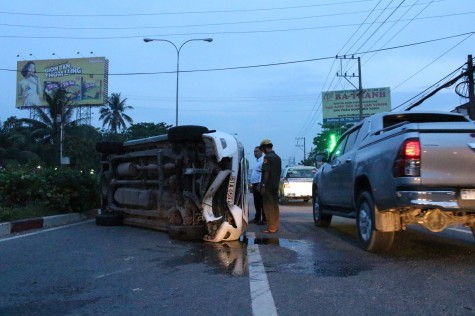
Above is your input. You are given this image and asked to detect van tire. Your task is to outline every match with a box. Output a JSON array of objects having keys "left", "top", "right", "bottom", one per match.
[
  {"left": 96, "top": 141, "right": 124, "bottom": 154},
  {"left": 168, "top": 224, "right": 206, "bottom": 241},
  {"left": 168, "top": 125, "right": 209, "bottom": 143},
  {"left": 95, "top": 213, "right": 123, "bottom": 226}
]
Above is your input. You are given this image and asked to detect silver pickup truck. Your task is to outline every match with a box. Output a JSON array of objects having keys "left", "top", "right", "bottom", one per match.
[
  {"left": 312, "top": 111, "right": 475, "bottom": 252},
  {"left": 96, "top": 125, "right": 248, "bottom": 242}
]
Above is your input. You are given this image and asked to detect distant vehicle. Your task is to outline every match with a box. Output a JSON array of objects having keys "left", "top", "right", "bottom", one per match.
[
  {"left": 312, "top": 111, "right": 475, "bottom": 252},
  {"left": 96, "top": 125, "right": 248, "bottom": 242},
  {"left": 279, "top": 166, "right": 317, "bottom": 204}
]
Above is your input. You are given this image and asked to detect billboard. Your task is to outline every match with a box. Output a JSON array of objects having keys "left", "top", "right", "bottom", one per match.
[
  {"left": 16, "top": 57, "right": 108, "bottom": 108},
  {"left": 322, "top": 87, "right": 391, "bottom": 124}
]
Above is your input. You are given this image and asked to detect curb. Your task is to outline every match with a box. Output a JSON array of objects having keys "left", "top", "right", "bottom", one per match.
[{"left": 0, "top": 210, "right": 98, "bottom": 237}]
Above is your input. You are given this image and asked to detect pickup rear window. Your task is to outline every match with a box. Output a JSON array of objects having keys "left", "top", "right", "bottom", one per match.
[{"left": 383, "top": 113, "right": 468, "bottom": 128}]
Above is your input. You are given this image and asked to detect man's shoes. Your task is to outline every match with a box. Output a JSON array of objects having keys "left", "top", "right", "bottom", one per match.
[
  {"left": 261, "top": 229, "right": 278, "bottom": 233},
  {"left": 251, "top": 218, "right": 259, "bottom": 224},
  {"left": 257, "top": 221, "right": 266, "bottom": 225}
]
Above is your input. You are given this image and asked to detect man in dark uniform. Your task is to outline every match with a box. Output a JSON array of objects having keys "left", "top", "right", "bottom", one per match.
[{"left": 259, "top": 139, "right": 282, "bottom": 233}]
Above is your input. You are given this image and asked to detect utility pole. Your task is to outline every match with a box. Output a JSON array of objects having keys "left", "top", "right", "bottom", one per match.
[
  {"left": 336, "top": 55, "right": 364, "bottom": 120},
  {"left": 295, "top": 137, "right": 306, "bottom": 161},
  {"left": 468, "top": 54, "right": 475, "bottom": 120}
]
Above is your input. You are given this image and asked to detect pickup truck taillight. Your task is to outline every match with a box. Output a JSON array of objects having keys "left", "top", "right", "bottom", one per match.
[
  {"left": 283, "top": 178, "right": 290, "bottom": 188},
  {"left": 393, "top": 138, "right": 421, "bottom": 177}
]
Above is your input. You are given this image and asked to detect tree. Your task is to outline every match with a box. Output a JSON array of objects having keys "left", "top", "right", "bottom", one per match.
[
  {"left": 64, "top": 125, "right": 103, "bottom": 171},
  {"left": 126, "top": 122, "right": 172, "bottom": 139},
  {"left": 99, "top": 93, "right": 133, "bottom": 133},
  {"left": 17, "top": 89, "right": 77, "bottom": 166},
  {"left": 307, "top": 123, "right": 353, "bottom": 164},
  {"left": 0, "top": 116, "right": 41, "bottom": 166}
]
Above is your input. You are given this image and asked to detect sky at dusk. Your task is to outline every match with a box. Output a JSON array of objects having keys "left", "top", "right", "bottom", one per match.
[{"left": 1, "top": 0, "right": 473, "bottom": 166}]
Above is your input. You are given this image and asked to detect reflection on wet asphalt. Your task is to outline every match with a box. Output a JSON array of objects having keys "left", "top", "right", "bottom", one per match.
[{"left": 162, "top": 234, "right": 371, "bottom": 277}]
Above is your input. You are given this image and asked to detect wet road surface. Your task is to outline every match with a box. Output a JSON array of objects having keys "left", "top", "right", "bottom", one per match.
[{"left": 1, "top": 199, "right": 474, "bottom": 315}]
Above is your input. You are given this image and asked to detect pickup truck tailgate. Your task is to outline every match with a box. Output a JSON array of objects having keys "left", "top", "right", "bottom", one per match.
[{"left": 420, "top": 128, "right": 475, "bottom": 186}]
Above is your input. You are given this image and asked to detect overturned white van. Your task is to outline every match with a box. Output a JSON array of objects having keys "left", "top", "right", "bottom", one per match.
[{"left": 96, "top": 125, "right": 249, "bottom": 242}]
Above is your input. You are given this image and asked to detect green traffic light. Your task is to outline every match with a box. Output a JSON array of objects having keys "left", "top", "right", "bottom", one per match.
[{"left": 328, "top": 134, "right": 337, "bottom": 152}]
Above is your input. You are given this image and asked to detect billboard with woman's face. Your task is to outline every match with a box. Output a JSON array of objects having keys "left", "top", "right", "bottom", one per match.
[{"left": 16, "top": 57, "right": 108, "bottom": 108}]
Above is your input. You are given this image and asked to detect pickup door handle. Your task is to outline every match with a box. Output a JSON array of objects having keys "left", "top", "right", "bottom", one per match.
[
  {"left": 345, "top": 158, "right": 352, "bottom": 163},
  {"left": 331, "top": 160, "right": 341, "bottom": 168}
]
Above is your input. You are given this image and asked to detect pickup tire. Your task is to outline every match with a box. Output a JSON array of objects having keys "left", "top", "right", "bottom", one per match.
[
  {"left": 356, "top": 192, "right": 395, "bottom": 252},
  {"left": 312, "top": 190, "right": 332, "bottom": 227}
]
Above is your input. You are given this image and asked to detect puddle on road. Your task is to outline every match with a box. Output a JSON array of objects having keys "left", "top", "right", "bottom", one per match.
[{"left": 162, "top": 235, "right": 370, "bottom": 277}]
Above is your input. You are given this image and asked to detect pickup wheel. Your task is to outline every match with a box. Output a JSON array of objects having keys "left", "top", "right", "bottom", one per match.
[
  {"left": 312, "top": 190, "right": 332, "bottom": 227},
  {"left": 356, "top": 192, "right": 395, "bottom": 252}
]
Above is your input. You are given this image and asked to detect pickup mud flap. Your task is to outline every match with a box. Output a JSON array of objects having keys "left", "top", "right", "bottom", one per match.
[{"left": 375, "top": 210, "right": 401, "bottom": 232}]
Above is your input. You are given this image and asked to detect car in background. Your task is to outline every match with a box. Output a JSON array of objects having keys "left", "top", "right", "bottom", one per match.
[{"left": 279, "top": 166, "right": 317, "bottom": 204}]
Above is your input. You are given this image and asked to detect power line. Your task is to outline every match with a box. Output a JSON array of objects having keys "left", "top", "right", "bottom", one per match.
[
  {"left": 363, "top": 0, "right": 434, "bottom": 65},
  {"left": 2, "top": 12, "right": 473, "bottom": 39},
  {"left": 5, "top": 31, "right": 475, "bottom": 76},
  {"left": 0, "top": 2, "right": 453, "bottom": 31},
  {"left": 393, "top": 32, "right": 473, "bottom": 93},
  {"left": 4, "top": 30, "right": 473, "bottom": 77},
  {"left": 0, "top": 0, "right": 377, "bottom": 17}
]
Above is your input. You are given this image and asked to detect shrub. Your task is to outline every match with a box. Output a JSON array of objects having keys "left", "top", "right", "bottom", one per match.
[{"left": 0, "top": 166, "right": 99, "bottom": 213}]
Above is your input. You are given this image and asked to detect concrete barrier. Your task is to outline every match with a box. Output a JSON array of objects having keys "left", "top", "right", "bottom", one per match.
[{"left": 0, "top": 211, "right": 96, "bottom": 237}]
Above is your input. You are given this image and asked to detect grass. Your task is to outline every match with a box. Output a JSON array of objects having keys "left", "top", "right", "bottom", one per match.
[{"left": 0, "top": 206, "right": 63, "bottom": 223}]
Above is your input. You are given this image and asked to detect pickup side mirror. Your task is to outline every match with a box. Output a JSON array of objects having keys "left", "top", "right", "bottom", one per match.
[{"left": 314, "top": 152, "right": 328, "bottom": 168}]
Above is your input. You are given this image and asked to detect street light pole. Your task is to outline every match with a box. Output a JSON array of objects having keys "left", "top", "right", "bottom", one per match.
[{"left": 143, "top": 37, "right": 213, "bottom": 126}]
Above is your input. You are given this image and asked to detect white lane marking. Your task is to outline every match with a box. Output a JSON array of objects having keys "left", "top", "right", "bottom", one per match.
[
  {"left": 247, "top": 232, "right": 278, "bottom": 316},
  {"left": 0, "top": 220, "right": 94, "bottom": 242},
  {"left": 447, "top": 227, "right": 472, "bottom": 235}
]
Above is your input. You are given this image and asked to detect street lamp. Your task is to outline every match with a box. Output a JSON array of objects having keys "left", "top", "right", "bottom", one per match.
[{"left": 143, "top": 37, "right": 213, "bottom": 126}]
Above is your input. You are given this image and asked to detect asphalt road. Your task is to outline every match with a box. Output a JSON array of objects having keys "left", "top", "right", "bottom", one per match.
[{"left": 1, "top": 199, "right": 474, "bottom": 316}]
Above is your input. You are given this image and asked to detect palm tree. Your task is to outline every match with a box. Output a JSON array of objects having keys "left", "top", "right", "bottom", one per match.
[
  {"left": 99, "top": 93, "right": 133, "bottom": 133},
  {"left": 20, "top": 89, "right": 76, "bottom": 143},
  {"left": 19, "top": 89, "right": 77, "bottom": 165}
]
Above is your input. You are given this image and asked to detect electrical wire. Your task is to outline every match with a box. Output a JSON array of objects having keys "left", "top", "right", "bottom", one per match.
[
  {"left": 0, "top": 2, "right": 451, "bottom": 31},
  {"left": 0, "top": 0, "right": 378, "bottom": 17}
]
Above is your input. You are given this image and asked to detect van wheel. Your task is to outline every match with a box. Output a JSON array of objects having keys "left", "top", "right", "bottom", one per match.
[
  {"left": 168, "top": 224, "right": 206, "bottom": 241},
  {"left": 313, "top": 190, "right": 331, "bottom": 227},
  {"left": 95, "top": 213, "right": 123, "bottom": 226},
  {"left": 96, "top": 141, "right": 124, "bottom": 154},
  {"left": 278, "top": 195, "right": 288, "bottom": 205},
  {"left": 168, "top": 125, "right": 209, "bottom": 143},
  {"left": 356, "top": 192, "right": 394, "bottom": 252}
]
